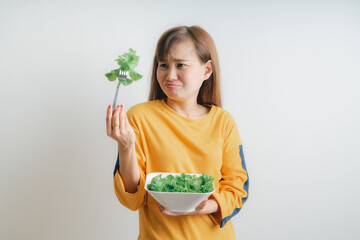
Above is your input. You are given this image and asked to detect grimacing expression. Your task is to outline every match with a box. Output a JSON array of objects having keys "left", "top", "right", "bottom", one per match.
[{"left": 156, "top": 39, "right": 212, "bottom": 102}]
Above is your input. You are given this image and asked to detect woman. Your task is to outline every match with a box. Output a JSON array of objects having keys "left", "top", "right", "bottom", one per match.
[{"left": 106, "top": 25, "right": 249, "bottom": 240}]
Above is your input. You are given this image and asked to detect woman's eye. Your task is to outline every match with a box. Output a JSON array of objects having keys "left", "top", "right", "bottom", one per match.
[{"left": 159, "top": 63, "right": 184, "bottom": 68}]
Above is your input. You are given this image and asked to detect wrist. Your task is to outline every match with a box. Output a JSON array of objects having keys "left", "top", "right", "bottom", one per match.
[
  {"left": 118, "top": 142, "right": 135, "bottom": 153},
  {"left": 194, "top": 199, "right": 219, "bottom": 216}
]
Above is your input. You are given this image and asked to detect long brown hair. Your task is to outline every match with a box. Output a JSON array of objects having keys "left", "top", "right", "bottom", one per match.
[{"left": 148, "top": 26, "right": 222, "bottom": 107}]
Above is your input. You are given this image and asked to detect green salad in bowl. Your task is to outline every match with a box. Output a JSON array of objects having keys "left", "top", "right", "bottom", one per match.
[
  {"left": 147, "top": 172, "right": 214, "bottom": 193},
  {"left": 145, "top": 172, "right": 216, "bottom": 213}
]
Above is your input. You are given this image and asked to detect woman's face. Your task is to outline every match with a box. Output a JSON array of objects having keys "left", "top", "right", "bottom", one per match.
[{"left": 156, "top": 39, "right": 212, "bottom": 103}]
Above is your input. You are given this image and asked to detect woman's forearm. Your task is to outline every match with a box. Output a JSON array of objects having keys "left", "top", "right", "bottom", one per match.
[
  {"left": 205, "top": 199, "right": 219, "bottom": 214},
  {"left": 118, "top": 144, "right": 140, "bottom": 193}
]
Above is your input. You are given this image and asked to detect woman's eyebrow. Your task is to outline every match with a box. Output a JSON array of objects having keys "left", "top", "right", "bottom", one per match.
[{"left": 159, "top": 58, "right": 190, "bottom": 62}]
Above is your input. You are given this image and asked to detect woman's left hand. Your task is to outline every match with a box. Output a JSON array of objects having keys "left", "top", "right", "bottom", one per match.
[{"left": 158, "top": 198, "right": 219, "bottom": 216}]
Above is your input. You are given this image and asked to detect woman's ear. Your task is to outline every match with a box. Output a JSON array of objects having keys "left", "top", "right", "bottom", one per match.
[{"left": 203, "top": 60, "right": 212, "bottom": 80}]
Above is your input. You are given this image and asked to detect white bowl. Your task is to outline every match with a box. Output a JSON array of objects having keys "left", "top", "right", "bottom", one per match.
[{"left": 145, "top": 172, "right": 215, "bottom": 212}]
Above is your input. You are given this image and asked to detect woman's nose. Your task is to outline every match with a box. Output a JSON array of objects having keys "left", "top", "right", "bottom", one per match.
[{"left": 166, "top": 66, "right": 178, "bottom": 81}]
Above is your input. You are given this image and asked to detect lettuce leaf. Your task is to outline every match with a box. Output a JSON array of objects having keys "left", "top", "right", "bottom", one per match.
[
  {"left": 105, "top": 69, "right": 120, "bottom": 81},
  {"left": 147, "top": 173, "right": 215, "bottom": 193},
  {"left": 105, "top": 48, "right": 143, "bottom": 85}
]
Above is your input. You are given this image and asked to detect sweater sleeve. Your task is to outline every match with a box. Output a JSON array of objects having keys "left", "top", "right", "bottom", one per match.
[
  {"left": 209, "top": 113, "right": 249, "bottom": 228},
  {"left": 113, "top": 116, "right": 147, "bottom": 211}
]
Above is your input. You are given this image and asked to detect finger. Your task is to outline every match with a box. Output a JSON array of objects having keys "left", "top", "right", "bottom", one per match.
[
  {"left": 161, "top": 209, "right": 173, "bottom": 215},
  {"left": 106, "top": 105, "right": 113, "bottom": 135},
  {"left": 157, "top": 203, "right": 163, "bottom": 212},
  {"left": 120, "top": 105, "right": 126, "bottom": 130},
  {"left": 163, "top": 209, "right": 189, "bottom": 216},
  {"left": 161, "top": 209, "right": 179, "bottom": 216},
  {"left": 112, "top": 105, "right": 120, "bottom": 130},
  {"left": 158, "top": 203, "right": 169, "bottom": 215}
]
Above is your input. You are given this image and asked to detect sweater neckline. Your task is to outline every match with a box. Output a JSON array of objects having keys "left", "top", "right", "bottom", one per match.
[{"left": 159, "top": 98, "right": 215, "bottom": 122}]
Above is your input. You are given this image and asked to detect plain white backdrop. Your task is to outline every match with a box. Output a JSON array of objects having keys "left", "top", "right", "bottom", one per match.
[{"left": 1, "top": 0, "right": 359, "bottom": 239}]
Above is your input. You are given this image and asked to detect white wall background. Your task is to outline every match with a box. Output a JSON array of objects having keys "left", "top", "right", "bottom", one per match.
[{"left": 1, "top": 0, "right": 359, "bottom": 239}]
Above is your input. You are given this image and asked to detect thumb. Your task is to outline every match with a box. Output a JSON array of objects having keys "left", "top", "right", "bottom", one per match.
[{"left": 195, "top": 199, "right": 208, "bottom": 210}]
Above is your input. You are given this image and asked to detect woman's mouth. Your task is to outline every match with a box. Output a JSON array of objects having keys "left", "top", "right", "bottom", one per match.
[{"left": 166, "top": 84, "right": 181, "bottom": 89}]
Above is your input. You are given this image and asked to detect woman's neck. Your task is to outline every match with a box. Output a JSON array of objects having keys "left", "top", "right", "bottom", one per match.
[{"left": 165, "top": 98, "right": 210, "bottom": 119}]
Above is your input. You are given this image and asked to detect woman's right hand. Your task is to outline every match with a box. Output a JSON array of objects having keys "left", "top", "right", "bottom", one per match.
[{"left": 106, "top": 105, "right": 136, "bottom": 151}]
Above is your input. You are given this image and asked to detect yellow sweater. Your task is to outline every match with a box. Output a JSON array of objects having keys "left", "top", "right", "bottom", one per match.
[{"left": 113, "top": 99, "right": 249, "bottom": 240}]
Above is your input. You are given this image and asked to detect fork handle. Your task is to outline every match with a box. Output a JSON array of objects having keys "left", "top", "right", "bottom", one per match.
[{"left": 112, "top": 80, "right": 121, "bottom": 110}]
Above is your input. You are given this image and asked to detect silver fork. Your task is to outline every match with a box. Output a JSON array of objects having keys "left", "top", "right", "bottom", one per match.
[{"left": 112, "top": 70, "right": 128, "bottom": 110}]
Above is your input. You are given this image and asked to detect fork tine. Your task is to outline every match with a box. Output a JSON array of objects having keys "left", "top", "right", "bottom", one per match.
[{"left": 118, "top": 69, "right": 128, "bottom": 80}]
